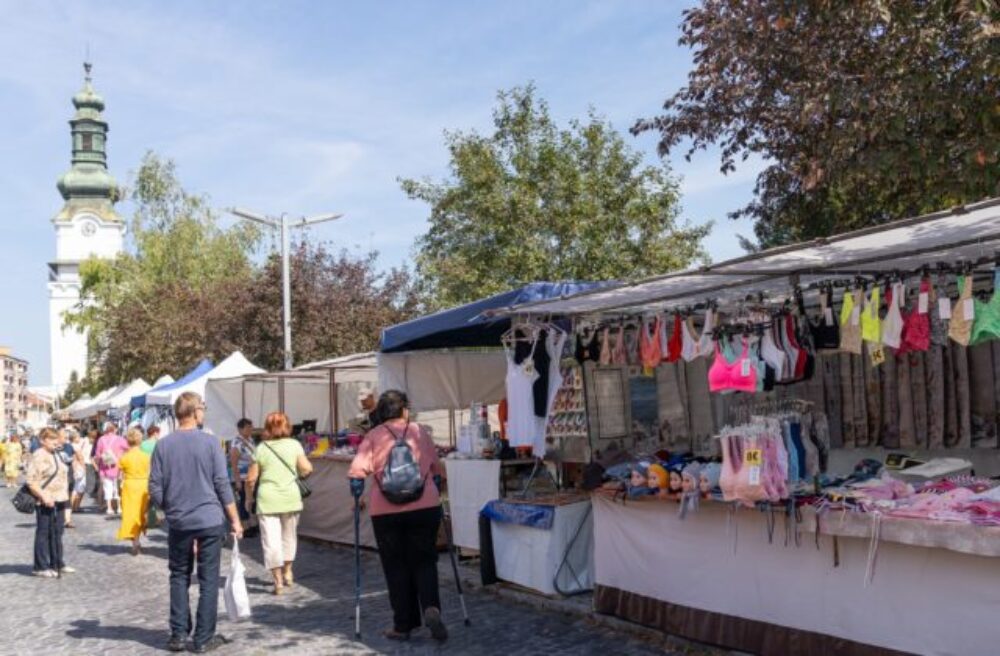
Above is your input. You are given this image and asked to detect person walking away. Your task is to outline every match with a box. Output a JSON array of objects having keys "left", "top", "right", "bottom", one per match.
[
  {"left": 141, "top": 425, "right": 161, "bottom": 455},
  {"left": 244, "top": 412, "right": 312, "bottom": 595},
  {"left": 56, "top": 430, "right": 82, "bottom": 528},
  {"left": 3, "top": 435, "right": 21, "bottom": 487},
  {"left": 84, "top": 429, "right": 100, "bottom": 501},
  {"left": 348, "top": 390, "right": 447, "bottom": 642},
  {"left": 94, "top": 423, "right": 127, "bottom": 515},
  {"left": 148, "top": 392, "right": 242, "bottom": 654},
  {"left": 69, "top": 430, "right": 88, "bottom": 516},
  {"left": 118, "top": 427, "right": 152, "bottom": 555},
  {"left": 229, "top": 419, "right": 259, "bottom": 538},
  {"left": 26, "top": 427, "right": 73, "bottom": 578}
]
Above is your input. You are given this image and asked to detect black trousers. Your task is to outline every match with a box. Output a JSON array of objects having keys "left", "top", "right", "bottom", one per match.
[
  {"left": 167, "top": 524, "right": 225, "bottom": 648},
  {"left": 34, "top": 503, "right": 66, "bottom": 572},
  {"left": 371, "top": 506, "right": 442, "bottom": 633}
]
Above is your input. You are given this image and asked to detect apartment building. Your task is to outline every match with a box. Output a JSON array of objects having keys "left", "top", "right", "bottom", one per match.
[{"left": 0, "top": 346, "right": 30, "bottom": 435}]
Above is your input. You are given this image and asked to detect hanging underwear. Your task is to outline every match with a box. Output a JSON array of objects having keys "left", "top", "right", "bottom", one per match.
[
  {"left": 839, "top": 288, "right": 864, "bottom": 355},
  {"left": 639, "top": 317, "right": 663, "bottom": 371},
  {"left": 898, "top": 277, "right": 931, "bottom": 354},
  {"left": 658, "top": 312, "right": 670, "bottom": 362},
  {"left": 760, "top": 326, "right": 789, "bottom": 380},
  {"left": 599, "top": 328, "right": 612, "bottom": 365},
  {"left": 970, "top": 268, "right": 1000, "bottom": 345},
  {"left": 808, "top": 289, "right": 840, "bottom": 349},
  {"left": 881, "top": 282, "right": 905, "bottom": 350},
  {"left": 861, "top": 285, "right": 882, "bottom": 344},
  {"left": 611, "top": 325, "right": 627, "bottom": 365},
  {"left": 574, "top": 329, "right": 600, "bottom": 364},
  {"left": 666, "top": 313, "right": 683, "bottom": 363},
  {"left": 624, "top": 325, "right": 640, "bottom": 366},
  {"left": 783, "top": 314, "right": 808, "bottom": 380},
  {"left": 708, "top": 338, "right": 758, "bottom": 393},
  {"left": 698, "top": 308, "right": 716, "bottom": 357},
  {"left": 948, "top": 275, "right": 974, "bottom": 346},
  {"left": 680, "top": 315, "right": 700, "bottom": 362}
]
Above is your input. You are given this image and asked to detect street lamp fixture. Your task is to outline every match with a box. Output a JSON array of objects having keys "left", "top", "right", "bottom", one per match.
[{"left": 228, "top": 207, "right": 344, "bottom": 370}]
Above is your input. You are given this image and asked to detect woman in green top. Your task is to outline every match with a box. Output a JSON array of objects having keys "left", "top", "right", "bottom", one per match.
[{"left": 245, "top": 412, "right": 313, "bottom": 595}]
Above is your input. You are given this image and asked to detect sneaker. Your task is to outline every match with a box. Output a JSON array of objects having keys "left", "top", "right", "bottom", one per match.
[
  {"left": 32, "top": 570, "right": 57, "bottom": 578},
  {"left": 59, "top": 566, "right": 76, "bottom": 574},
  {"left": 105, "top": 508, "right": 114, "bottom": 516},
  {"left": 424, "top": 606, "right": 448, "bottom": 642},
  {"left": 166, "top": 635, "right": 187, "bottom": 652},
  {"left": 189, "top": 634, "right": 230, "bottom": 653}
]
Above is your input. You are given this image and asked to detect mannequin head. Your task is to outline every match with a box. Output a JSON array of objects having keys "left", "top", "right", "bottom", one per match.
[
  {"left": 647, "top": 464, "right": 668, "bottom": 491},
  {"left": 629, "top": 463, "right": 648, "bottom": 488},
  {"left": 700, "top": 462, "right": 722, "bottom": 495},
  {"left": 682, "top": 463, "right": 701, "bottom": 493},
  {"left": 668, "top": 466, "right": 684, "bottom": 494}
]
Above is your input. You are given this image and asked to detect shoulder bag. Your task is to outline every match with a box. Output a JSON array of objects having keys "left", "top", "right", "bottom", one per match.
[
  {"left": 262, "top": 441, "right": 311, "bottom": 500},
  {"left": 11, "top": 453, "right": 60, "bottom": 514}
]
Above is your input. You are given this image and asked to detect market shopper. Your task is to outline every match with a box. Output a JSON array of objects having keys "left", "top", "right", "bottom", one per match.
[
  {"left": 4, "top": 434, "right": 23, "bottom": 487},
  {"left": 118, "top": 427, "right": 152, "bottom": 555},
  {"left": 94, "top": 422, "right": 128, "bottom": 515},
  {"left": 69, "top": 430, "right": 89, "bottom": 515},
  {"left": 229, "top": 418, "right": 258, "bottom": 538},
  {"left": 149, "top": 392, "right": 243, "bottom": 654},
  {"left": 244, "top": 412, "right": 312, "bottom": 595},
  {"left": 140, "top": 425, "right": 161, "bottom": 455},
  {"left": 26, "top": 427, "right": 73, "bottom": 578},
  {"left": 348, "top": 390, "right": 447, "bottom": 642}
]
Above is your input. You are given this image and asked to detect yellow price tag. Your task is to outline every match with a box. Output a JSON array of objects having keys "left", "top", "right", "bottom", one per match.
[
  {"left": 870, "top": 346, "right": 886, "bottom": 367},
  {"left": 744, "top": 449, "right": 762, "bottom": 466}
]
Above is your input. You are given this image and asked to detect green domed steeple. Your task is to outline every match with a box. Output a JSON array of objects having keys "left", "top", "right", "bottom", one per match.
[{"left": 56, "top": 62, "right": 121, "bottom": 222}]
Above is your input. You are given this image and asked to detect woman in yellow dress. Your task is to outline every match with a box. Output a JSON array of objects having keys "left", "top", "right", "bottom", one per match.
[
  {"left": 117, "top": 427, "right": 151, "bottom": 555},
  {"left": 4, "top": 435, "right": 23, "bottom": 488}
]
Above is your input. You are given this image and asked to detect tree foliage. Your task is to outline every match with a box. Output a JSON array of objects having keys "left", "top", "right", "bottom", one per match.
[
  {"left": 402, "top": 84, "right": 710, "bottom": 307},
  {"left": 635, "top": 1, "right": 1000, "bottom": 247},
  {"left": 66, "top": 152, "right": 420, "bottom": 389}
]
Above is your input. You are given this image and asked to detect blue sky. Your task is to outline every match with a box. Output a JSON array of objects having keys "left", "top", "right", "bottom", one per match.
[{"left": 0, "top": 1, "right": 761, "bottom": 386}]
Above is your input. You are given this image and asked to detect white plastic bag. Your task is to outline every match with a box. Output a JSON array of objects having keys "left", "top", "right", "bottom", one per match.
[{"left": 224, "top": 538, "right": 252, "bottom": 621}]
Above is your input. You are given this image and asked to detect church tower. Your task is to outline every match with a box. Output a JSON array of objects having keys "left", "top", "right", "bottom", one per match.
[{"left": 48, "top": 62, "right": 124, "bottom": 392}]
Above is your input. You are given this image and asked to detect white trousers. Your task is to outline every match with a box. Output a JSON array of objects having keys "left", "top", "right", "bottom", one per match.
[
  {"left": 258, "top": 512, "right": 300, "bottom": 570},
  {"left": 101, "top": 477, "right": 119, "bottom": 502}
]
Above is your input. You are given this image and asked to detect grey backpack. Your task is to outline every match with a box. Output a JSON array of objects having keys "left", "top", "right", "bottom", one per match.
[{"left": 377, "top": 422, "right": 426, "bottom": 504}]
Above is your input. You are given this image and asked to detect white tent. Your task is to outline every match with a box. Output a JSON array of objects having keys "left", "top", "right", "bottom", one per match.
[
  {"left": 203, "top": 353, "right": 377, "bottom": 438},
  {"left": 145, "top": 352, "right": 264, "bottom": 407},
  {"left": 95, "top": 378, "right": 150, "bottom": 413},
  {"left": 69, "top": 385, "right": 123, "bottom": 420},
  {"left": 378, "top": 350, "right": 506, "bottom": 412},
  {"left": 59, "top": 394, "right": 92, "bottom": 420}
]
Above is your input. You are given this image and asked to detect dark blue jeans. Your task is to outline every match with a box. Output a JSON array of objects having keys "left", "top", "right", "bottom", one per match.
[
  {"left": 34, "top": 503, "right": 66, "bottom": 572},
  {"left": 167, "top": 524, "right": 226, "bottom": 647}
]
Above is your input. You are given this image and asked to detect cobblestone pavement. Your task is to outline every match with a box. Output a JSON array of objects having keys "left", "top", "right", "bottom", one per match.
[{"left": 0, "top": 491, "right": 682, "bottom": 655}]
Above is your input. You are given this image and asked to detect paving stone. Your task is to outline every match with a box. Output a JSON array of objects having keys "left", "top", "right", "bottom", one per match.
[{"left": 0, "top": 491, "right": 683, "bottom": 655}]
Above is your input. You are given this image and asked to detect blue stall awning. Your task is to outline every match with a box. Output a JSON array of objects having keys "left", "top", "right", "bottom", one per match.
[
  {"left": 380, "top": 282, "right": 608, "bottom": 353},
  {"left": 131, "top": 359, "right": 213, "bottom": 408}
]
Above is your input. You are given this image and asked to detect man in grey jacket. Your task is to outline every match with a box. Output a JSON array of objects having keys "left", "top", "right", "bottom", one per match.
[{"left": 149, "top": 391, "right": 243, "bottom": 654}]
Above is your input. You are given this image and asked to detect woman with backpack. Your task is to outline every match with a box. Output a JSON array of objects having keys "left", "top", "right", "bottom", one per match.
[
  {"left": 348, "top": 390, "right": 447, "bottom": 643},
  {"left": 244, "top": 412, "right": 313, "bottom": 595}
]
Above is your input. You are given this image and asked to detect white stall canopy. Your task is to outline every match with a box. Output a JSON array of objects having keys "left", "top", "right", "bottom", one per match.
[
  {"left": 145, "top": 351, "right": 264, "bottom": 407},
  {"left": 503, "top": 198, "right": 1000, "bottom": 317},
  {"left": 69, "top": 384, "right": 123, "bottom": 420},
  {"left": 95, "top": 378, "right": 150, "bottom": 413},
  {"left": 378, "top": 350, "right": 506, "bottom": 412}
]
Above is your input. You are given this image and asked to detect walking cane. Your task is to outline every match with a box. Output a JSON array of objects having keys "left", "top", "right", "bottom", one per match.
[
  {"left": 438, "top": 480, "right": 471, "bottom": 627},
  {"left": 353, "top": 494, "right": 362, "bottom": 639}
]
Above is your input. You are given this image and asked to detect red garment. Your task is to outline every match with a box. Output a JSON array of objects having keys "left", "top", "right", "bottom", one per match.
[
  {"left": 898, "top": 278, "right": 931, "bottom": 355},
  {"left": 667, "top": 314, "right": 683, "bottom": 363},
  {"left": 498, "top": 398, "right": 509, "bottom": 440},
  {"left": 639, "top": 317, "right": 663, "bottom": 370}
]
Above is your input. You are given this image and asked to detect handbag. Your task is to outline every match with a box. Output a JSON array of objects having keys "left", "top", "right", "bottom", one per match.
[
  {"left": 11, "top": 453, "right": 60, "bottom": 514},
  {"left": 262, "top": 441, "right": 311, "bottom": 500}
]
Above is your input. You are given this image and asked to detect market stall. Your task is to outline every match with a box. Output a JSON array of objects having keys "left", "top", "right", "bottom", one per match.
[{"left": 499, "top": 197, "right": 1000, "bottom": 654}]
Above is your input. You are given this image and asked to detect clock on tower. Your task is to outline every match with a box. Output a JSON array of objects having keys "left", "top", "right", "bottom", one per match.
[{"left": 47, "top": 62, "right": 125, "bottom": 392}]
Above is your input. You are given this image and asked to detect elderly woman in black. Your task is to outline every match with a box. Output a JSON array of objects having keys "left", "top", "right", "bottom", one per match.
[{"left": 26, "top": 427, "right": 73, "bottom": 577}]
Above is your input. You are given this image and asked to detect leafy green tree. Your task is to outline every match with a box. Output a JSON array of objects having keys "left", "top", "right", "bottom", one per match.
[
  {"left": 66, "top": 152, "right": 260, "bottom": 387},
  {"left": 401, "top": 85, "right": 710, "bottom": 307},
  {"left": 635, "top": 1, "right": 999, "bottom": 247}
]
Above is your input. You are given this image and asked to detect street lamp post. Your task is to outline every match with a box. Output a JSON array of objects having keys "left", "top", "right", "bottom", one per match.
[{"left": 229, "top": 207, "right": 344, "bottom": 370}]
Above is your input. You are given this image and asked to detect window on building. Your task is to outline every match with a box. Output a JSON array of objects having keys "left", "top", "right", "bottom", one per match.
[{"left": 81, "top": 133, "right": 93, "bottom": 150}]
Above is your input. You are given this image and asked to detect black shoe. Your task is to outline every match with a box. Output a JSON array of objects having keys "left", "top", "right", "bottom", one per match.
[
  {"left": 424, "top": 607, "right": 448, "bottom": 641},
  {"left": 166, "top": 636, "right": 186, "bottom": 652},
  {"left": 189, "top": 634, "right": 229, "bottom": 653}
]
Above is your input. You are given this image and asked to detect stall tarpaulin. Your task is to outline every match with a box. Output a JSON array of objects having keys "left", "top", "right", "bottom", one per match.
[
  {"left": 444, "top": 459, "right": 501, "bottom": 551},
  {"left": 69, "top": 384, "right": 123, "bottom": 420},
  {"left": 297, "top": 458, "right": 377, "bottom": 548},
  {"left": 133, "top": 362, "right": 211, "bottom": 408},
  {"left": 145, "top": 353, "right": 263, "bottom": 407},
  {"left": 378, "top": 350, "right": 507, "bottom": 412},
  {"left": 95, "top": 378, "right": 150, "bottom": 413}
]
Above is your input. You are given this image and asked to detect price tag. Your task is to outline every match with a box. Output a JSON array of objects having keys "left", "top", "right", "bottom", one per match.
[
  {"left": 824, "top": 307, "right": 835, "bottom": 326},
  {"left": 744, "top": 448, "right": 762, "bottom": 466},
  {"left": 870, "top": 345, "right": 886, "bottom": 367},
  {"left": 748, "top": 466, "right": 761, "bottom": 486},
  {"left": 740, "top": 358, "right": 751, "bottom": 377},
  {"left": 918, "top": 292, "right": 929, "bottom": 314},
  {"left": 851, "top": 306, "right": 861, "bottom": 326},
  {"left": 963, "top": 298, "right": 975, "bottom": 321},
  {"left": 938, "top": 298, "right": 952, "bottom": 320}
]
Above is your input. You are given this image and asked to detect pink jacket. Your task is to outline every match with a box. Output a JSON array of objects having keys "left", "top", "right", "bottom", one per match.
[
  {"left": 94, "top": 433, "right": 128, "bottom": 479},
  {"left": 348, "top": 421, "right": 441, "bottom": 516}
]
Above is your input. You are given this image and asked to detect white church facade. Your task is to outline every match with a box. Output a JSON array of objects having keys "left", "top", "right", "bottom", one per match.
[{"left": 48, "top": 63, "right": 124, "bottom": 392}]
